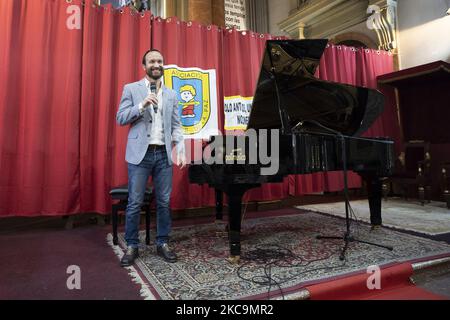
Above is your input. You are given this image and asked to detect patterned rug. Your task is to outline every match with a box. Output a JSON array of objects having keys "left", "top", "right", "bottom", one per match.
[
  {"left": 296, "top": 199, "right": 450, "bottom": 236},
  {"left": 108, "top": 211, "right": 450, "bottom": 300}
]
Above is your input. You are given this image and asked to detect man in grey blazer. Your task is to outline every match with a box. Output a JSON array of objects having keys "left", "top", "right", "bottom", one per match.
[{"left": 116, "top": 49, "right": 185, "bottom": 266}]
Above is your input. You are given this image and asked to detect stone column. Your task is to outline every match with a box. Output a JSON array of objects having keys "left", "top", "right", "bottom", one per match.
[
  {"left": 188, "top": 0, "right": 213, "bottom": 25},
  {"left": 212, "top": 0, "right": 225, "bottom": 28},
  {"left": 164, "top": 0, "right": 176, "bottom": 17}
]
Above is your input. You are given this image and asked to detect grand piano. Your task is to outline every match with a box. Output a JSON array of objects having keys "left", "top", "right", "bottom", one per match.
[{"left": 189, "top": 39, "right": 395, "bottom": 261}]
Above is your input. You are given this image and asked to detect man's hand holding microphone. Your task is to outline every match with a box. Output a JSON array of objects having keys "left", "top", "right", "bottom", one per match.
[
  {"left": 142, "top": 83, "right": 158, "bottom": 113},
  {"left": 142, "top": 93, "right": 158, "bottom": 109}
]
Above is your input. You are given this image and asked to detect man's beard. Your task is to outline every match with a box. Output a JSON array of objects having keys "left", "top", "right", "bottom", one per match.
[{"left": 146, "top": 67, "right": 163, "bottom": 80}]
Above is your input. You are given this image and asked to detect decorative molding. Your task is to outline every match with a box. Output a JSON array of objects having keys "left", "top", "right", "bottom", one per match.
[
  {"left": 278, "top": 0, "right": 360, "bottom": 39},
  {"left": 368, "top": 0, "right": 398, "bottom": 51},
  {"left": 332, "top": 32, "right": 378, "bottom": 49},
  {"left": 278, "top": 0, "right": 398, "bottom": 52}
]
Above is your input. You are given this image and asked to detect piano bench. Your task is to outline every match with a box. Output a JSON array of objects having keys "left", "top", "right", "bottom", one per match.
[{"left": 109, "top": 185, "right": 154, "bottom": 246}]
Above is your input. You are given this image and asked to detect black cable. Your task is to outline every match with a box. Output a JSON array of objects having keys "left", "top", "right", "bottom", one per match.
[{"left": 236, "top": 243, "right": 347, "bottom": 300}]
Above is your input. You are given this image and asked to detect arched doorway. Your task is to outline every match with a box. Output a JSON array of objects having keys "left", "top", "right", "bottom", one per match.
[{"left": 332, "top": 32, "right": 378, "bottom": 49}]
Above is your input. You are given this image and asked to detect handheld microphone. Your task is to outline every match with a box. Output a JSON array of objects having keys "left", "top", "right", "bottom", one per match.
[{"left": 150, "top": 83, "right": 157, "bottom": 113}]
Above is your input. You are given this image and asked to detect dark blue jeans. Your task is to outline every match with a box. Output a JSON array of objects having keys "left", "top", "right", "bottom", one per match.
[{"left": 125, "top": 147, "right": 173, "bottom": 248}]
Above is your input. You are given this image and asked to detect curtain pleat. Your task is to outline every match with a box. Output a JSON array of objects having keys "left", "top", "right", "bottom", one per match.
[{"left": 0, "top": 2, "right": 397, "bottom": 216}]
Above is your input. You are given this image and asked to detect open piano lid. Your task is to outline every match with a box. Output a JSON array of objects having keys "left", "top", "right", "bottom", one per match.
[{"left": 246, "top": 39, "right": 385, "bottom": 137}]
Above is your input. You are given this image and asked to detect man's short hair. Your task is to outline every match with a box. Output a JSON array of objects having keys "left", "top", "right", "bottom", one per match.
[{"left": 142, "top": 49, "right": 163, "bottom": 65}]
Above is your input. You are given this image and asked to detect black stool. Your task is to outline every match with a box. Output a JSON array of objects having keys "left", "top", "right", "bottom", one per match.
[{"left": 109, "top": 185, "right": 154, "bottom": 246}]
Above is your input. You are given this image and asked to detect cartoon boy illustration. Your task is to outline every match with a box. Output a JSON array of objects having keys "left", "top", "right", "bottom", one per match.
[{"left": 179, "top": 84, "right": 200, "bottom": 118}]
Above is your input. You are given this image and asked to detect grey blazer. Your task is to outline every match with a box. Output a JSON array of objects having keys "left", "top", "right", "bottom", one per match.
[{"left": 116, "top": 79, "right": 184, "bottom": 165}]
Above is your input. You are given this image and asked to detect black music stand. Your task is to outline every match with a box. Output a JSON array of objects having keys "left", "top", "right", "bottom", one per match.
[{"left": 316, "top": 135, "right": 393, "bottom": 261}]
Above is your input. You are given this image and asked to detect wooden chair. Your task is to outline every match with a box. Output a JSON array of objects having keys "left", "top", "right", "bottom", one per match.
[{"left": 384, "top": 142, "right": 432, "bottom": 205}]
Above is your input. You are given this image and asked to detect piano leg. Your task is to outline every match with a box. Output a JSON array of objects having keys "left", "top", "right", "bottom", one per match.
[
  {"left": 223, "top": 184, "right": 259, "bottom": 264},
  {"left": 215, "top": 189, "right": 223, "bottom": 221},
  {"left": 214, "top": 189, "right": 227, "bottom": 237},
  {"left": 364, "top": 175, "right": 383, "bottom": 226},
  {"left": 228, "top": 189, "right": 243, "bottom": 263}
]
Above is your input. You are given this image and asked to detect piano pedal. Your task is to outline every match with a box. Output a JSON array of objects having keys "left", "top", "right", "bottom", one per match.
[
  {"left": 215, "top": 231, "right": 228, "bottom": 238},
  {"left": 215, "top": 220, "right": 228, "bottom": 237},
  {"left": 228, "top": 255, "right": 241, "bottom": 264},
  {"left": 216, "top": 231, "right": 228, "bottom": 237},
  {"left": 370, "top": 225, "right": 381, "bottom": 232}
]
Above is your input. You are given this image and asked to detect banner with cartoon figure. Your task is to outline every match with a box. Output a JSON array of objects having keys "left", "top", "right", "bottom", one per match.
[{"left": 163, "top": 65, "right": 219, "bottom": 139}]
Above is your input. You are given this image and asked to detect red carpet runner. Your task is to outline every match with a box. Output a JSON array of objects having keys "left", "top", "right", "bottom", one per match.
[{"left": 306, "top": 263, "right": 447, "bottom": 300}]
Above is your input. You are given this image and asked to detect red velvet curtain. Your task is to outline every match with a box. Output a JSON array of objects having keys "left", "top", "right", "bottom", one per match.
[
  {"left": 0, "top": 0, "right": 83, "bottom": 216},
  {"left": 0, "top": 3, "right": 397, "bottom": 216},
  {"left": 357, "top": 48, "right": 401, "bottom": 149},
  {"left": 222, "top": 30, "right": 267, "bottom": 102},
  {"left": 151, "top": 17, "right": 222, "bottom": 210},
  {"left": 80, "top": 4, "right": 151, "bottom": 213}
]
